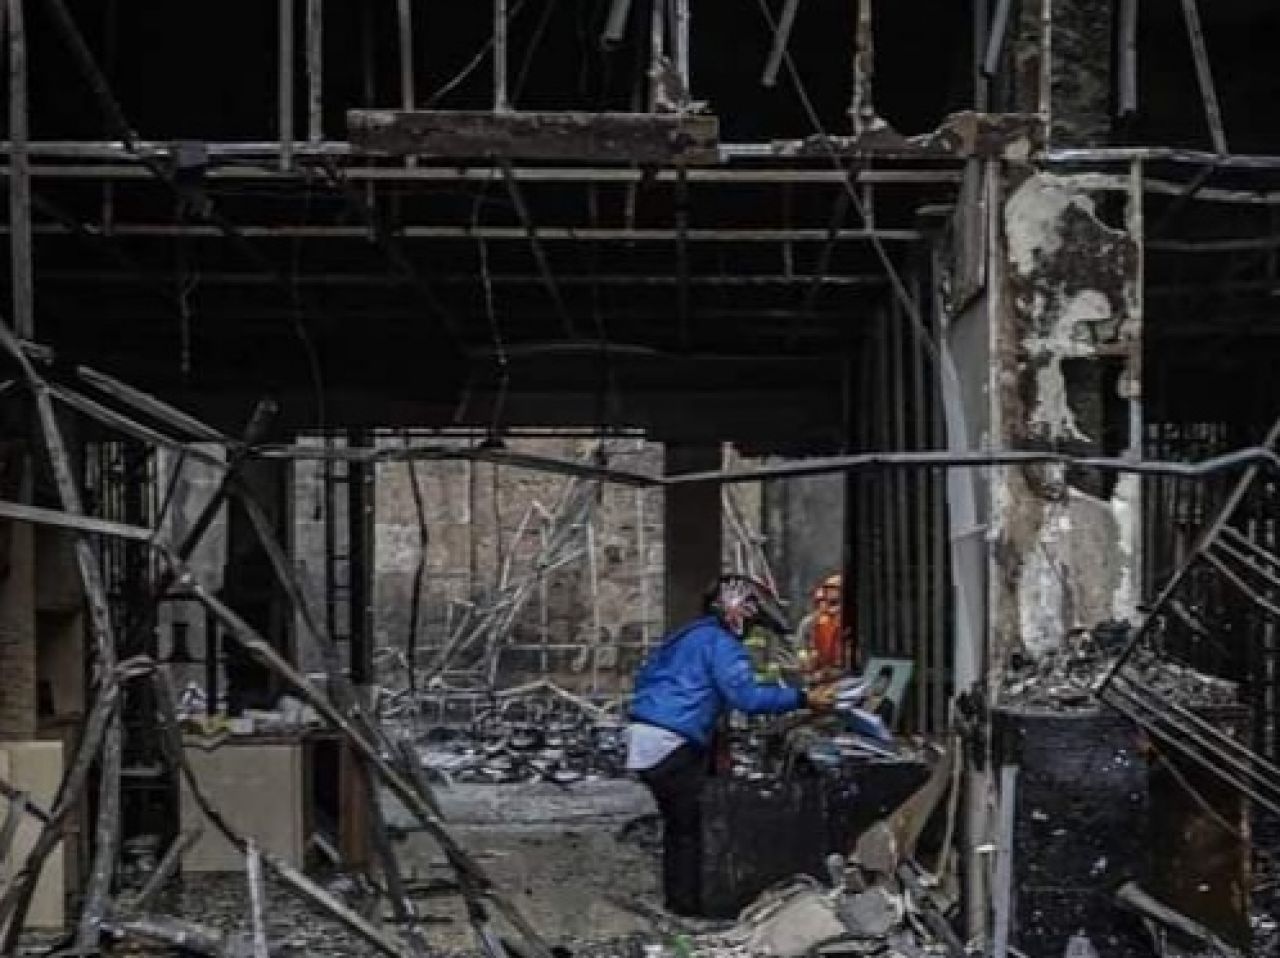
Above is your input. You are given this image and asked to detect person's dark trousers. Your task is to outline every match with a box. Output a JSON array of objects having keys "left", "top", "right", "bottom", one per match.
[{"left": 638, "top": 741, "right": 706, "bottom": 916}]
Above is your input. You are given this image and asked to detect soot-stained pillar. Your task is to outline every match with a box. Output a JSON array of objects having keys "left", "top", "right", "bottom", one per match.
[
  {"left": 222, "top": 457, "right": 292, "bottom": 714},
  {"left": 664, "top": 444, "right": 722, "bottom": 629}
]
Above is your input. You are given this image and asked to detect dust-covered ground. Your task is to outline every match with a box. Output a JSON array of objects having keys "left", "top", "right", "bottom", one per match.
[{"left": 21, "top": 782, "right": 665, "bottom": 957}]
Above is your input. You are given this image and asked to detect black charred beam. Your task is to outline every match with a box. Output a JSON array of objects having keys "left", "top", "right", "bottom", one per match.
[{"left": 348, "top": 110, "right": 719, "bottom": 164}]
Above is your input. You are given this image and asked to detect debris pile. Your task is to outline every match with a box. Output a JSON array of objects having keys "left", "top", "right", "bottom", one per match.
[
  {"left": 1001, "top": 624, "right": 1239, "bottom": 712},
  {"left": 667, "top": 858, "right": 962, "bottom": 958},
  {"left": 415, "top": 716, "right": 628, "bottom": 785}
]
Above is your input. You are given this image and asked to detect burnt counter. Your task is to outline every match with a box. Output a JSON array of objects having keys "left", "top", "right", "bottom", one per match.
[
  {"left": 697, "top": 758, "right": 930, "bottom": 919},
  {"left": 993, "top": 705, "right": 1251, "bottom": 957}
]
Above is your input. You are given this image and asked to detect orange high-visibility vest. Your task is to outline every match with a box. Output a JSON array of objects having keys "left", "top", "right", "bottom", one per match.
[{"left": 811, "top": 607, "right": 843, "bottom": 671}]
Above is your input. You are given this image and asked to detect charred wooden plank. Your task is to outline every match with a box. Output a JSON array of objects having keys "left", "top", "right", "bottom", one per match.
[{"left": 348, "top": 110, "right": 719, "bottom": 164}]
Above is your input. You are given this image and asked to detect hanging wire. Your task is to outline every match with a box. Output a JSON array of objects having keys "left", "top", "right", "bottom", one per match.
[
  {"left": 750, "top": 0, "right": 940, "bottom": 363},
  {"left": 426, "top": 0, "right": 533, "bottom": 107}
]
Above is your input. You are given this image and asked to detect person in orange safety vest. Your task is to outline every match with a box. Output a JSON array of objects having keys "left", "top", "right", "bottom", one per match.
[{"left": 796, "top": 573, "right": 847, "bottom": 677}]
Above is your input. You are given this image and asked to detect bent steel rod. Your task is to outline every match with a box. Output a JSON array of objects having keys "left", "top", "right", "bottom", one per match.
[
  {"left": 1100, "top": 415, "right": 1280, "bottom": 691},
  {"left": 1104, "top": 687, "right": 1280, "bottom": 816},
  {"left": 1111, "top": 669, "right": 1280, "bottom": 782},
  {"left": 1104, "top": 678, "right": 1280, "bottom": 813},
  {"left": 148, "top": 669, "right": 413, "bottom": 958}
]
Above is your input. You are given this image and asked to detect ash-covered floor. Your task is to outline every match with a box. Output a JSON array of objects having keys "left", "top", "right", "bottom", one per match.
[
  {"left": 24, "top": 783, "right": 666, "bottom": 957},
  {"left": 147, "top": 822, "right": 660, "bottom": 957}
]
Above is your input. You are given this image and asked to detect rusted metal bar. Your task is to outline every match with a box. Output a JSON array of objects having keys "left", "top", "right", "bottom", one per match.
[
  {"left": 107, "top": 915, "right": 229, "bottom": 957},
  {"left": 0, "top": 498, "right": 154, "bottom": 541},
  {"left": 404, "top": 456, "right": 429, "bottom": 695},
  {"left": 7, "top": 0, "right": 33, "bottom": 338},
  {"left": 0, "top": 779, "right": 49, "bottom": 825},
  {"left": 17, "top": 270, "right": 894, "bottom": 288},
  {"left": 910, "top": 277, "right": 930, "bottom": 731},
  {"left": 397, "top": 0, "right": 414, "bottom": 112},
  {"left": 648, "top": 0, "right": 664, "bottom": 111},
  {"left": 130, "top": 827, "right": 202, "bottom": 910},
  {"left": 279, "top": 0, "right": 294, "bottom": 169},
  {"left": 1114, "top": 668, "right": 1280, "bottom": 785},
  {"left": 1222, "top": 524, "right": 1280, "bottom": 571},
  {"left": 795, "top": 181, "right": 853, "bottom": 347},
  {"left": 4, "top": 158, "right": 962, "bottom": 185},
  {"left": 1118, "top": 0, "right": 1138, "bottom": 116},
  {"left": 235, "top": 481, "right": 343, "bottom": 681},
  {"left": 973, "top": 0, "right": 989, "bottom": 109},
  {"left": 1179, "top": 0, "right": 1227, "bottom": 155},
  {"left": 0, "top": 315, "right": 125, "bottom": 948},
  {"left": 672, "top": 0, "right": 690, "bottom": 97},
  {"left": 1104, "top": 677, "right": 1280, "bottom": 815},
  {"left": 850, "top": 0, "right": 875, "bottom": 134},
  {"left": 675, "top": 164, "right": 690, "bottom": 344},
  {"left": 878, "top": 311, "right": 897, "bottom": 651},
  {"left": 76, "top": 364, "right": 231, "bottom": 443},
  {"left": 362, "top": 759, "right": 431, "bottom": 958},
  {"left": 78, "top": 714, "right": 123, "bottom": 950},
  {"left": 0, "top": 789, "right": 27, "bottom": 866},
  {"left": 1211, "top": 537, "right": 1280, "bottom": 594},
  {"left": 246, "top": 840, "right": 270, "bottom": 958},
  {"left": 47, "top": 383, "right": 221, "bottom": 467},
  {"left": 660, "top": 445, "right": 1280, "bottom": 487},
  {"left": 982, "top": 0, "right": 1012, "bottom": 77},
  {"left": 173, "top": 575, "right": 550, "bottom": 956},
  {"left": 307, "top": 0, "right": 323, "bottom": 142},
  {"left": 1038, "top": 0, "right": 1053, "bottom": 122},
  {"left": 990, "top": 765, "right": 1018, "bottom": 958},
  {"left": 494, "top": 0, "right": 509, "bottom": 111},
  {"left": 762, "top": 0, "right": 800, "bottom": 88},
  {"left": 11, "top": 220, "right": 914, "bottom": 242},
  {"left": 120, "top": 399, "right": 275, "bottom": 666},
  {"left": 14, "top": 136, "right": 1280, "bottom": 169},
  {"left": 0, "top": 682, "right": 118, "bottom": 944},
  {"left": 148, "top": 669, "right": 412, "bottom": 958},
  {"left": 1100, "top": 415, "right": 1280, "bottom": 689},
  {"left": 189, "top": 433, "right": 1280, "bottom": 487},
  {"left": 1115, "top": 882, "right": 1246, "bottom": 958},
  {"left": 1203, "top": 549, "right": 1280, "bottom": 619}
]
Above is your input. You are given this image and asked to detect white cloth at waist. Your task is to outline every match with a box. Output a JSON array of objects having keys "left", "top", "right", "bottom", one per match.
[{"left": 625, "top": 722, "right": 687, "bottom": 771}]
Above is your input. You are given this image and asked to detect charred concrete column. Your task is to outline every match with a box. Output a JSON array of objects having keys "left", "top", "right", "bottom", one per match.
[
  {"left": 1004, "top": 0, "right": 1115, "bottom": 147},
  {"left": 664, "top": 444, "right": 722, "bottom": 629},
  {"left": 988, "top": 167, "right": 1142, "bottom": 678}
]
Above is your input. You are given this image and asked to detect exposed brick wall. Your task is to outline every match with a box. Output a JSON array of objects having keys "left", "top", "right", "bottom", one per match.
[
  {"left": 369, "top": 437, "right": 667, "bottom": 694},
  {"left": 287, "top": 436, "right": 779, "bottom": 695}
]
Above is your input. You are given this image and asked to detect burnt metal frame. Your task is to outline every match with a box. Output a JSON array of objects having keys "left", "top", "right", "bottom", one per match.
[{"left": 1098, "top": 416, "right": 1280, "bottom": 815}]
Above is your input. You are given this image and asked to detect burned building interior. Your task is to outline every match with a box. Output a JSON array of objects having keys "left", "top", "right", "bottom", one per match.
[{"left": 4, "top": 0, "right": 1280, "bottom": 955}]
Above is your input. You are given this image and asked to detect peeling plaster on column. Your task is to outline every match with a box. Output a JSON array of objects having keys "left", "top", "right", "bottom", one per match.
[
  {"left": 1004, "top": 173, "right": 1137, "bottom": 442},
  {"left": 1033, "top": 364, "right": 1087, "bottom": 443},
  {"left": 1004, "top": 176, "right": 1085, "bottom": 275},
  {"left": 1109, "top": 473, "right": 1140, "bottom": 622},
  {"left": 1018, "top": 499, "right": 1070, "bottom": 658},
  {"left": 991, "top": 170, "right": 1142, "bottom": 666}
]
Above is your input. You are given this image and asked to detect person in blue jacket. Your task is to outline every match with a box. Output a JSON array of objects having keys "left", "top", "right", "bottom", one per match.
[{"left": 626, "top": 574, "right": 836, "bottom": 916}]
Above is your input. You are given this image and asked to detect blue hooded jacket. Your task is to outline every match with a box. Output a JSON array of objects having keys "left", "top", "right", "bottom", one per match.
[{"left": 629, "top": 616, "right": 804, "bottom": 747}]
